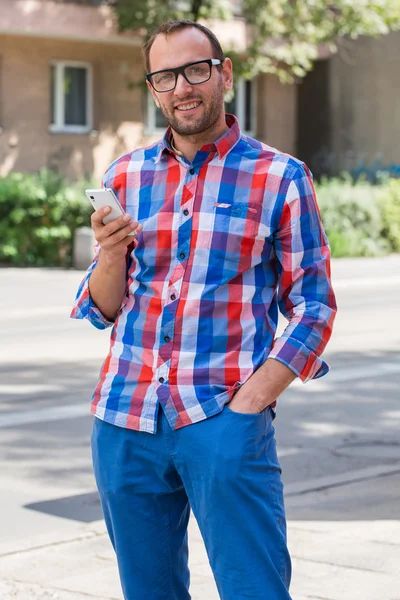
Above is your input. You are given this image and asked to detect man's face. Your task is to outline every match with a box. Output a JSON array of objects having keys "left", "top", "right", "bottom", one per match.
[{"left": 147, "top": 27, "right": 233, "bottom": 137}]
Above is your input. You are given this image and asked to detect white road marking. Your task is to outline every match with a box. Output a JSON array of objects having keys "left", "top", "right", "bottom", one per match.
[
  {"left": 332, "top": 275, "right": 400, "bottom": 289},
  {"left": 0, "top": 306, "right": 72, "bottom": 320},
  {"left": 1, "top": 384, "right": 62, "bottom": 395},
  {"left": 276, "top": 447, "right": 303, "bottom": 458},
  {"left": 0, "top": 404, "right": 89, "bottom": 428}
]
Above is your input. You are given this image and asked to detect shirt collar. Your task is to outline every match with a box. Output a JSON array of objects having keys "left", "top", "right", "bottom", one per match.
[
  {"left": 155, "top": 113, "right": 241, "bottom": 163},
  {"left": 170, "top": 136, "right": 183, "bottom": 156}
]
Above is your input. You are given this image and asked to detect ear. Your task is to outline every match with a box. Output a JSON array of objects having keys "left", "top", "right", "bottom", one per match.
[
  {"left": 222, "top": 57, "right": 233, "bottom": 92},
  {"left": 146, "top": 80, "right": 161, "bottom": 109}
]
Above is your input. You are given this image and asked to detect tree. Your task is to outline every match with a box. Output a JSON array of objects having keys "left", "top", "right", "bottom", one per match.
[{"left": 110, "top": 0, "right": 400, "bottom": 82}]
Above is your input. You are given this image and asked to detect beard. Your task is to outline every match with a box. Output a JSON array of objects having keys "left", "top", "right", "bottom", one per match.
[{"left": 158, "top": 79, "right": 225, "bottom": 137}]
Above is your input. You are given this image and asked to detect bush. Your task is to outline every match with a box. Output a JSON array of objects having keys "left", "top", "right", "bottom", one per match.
[
  {"left": 315, "top": 174, "right": 400, "bottom": 258},
  {"left": 0, "top": 170, "right": 93, "bottom": 266},
  {"left": 377, "top": 178, "right": 400, "bottom": 253},
  {"left": 0, "top": 170, "right": 399, "bottom": 266}
]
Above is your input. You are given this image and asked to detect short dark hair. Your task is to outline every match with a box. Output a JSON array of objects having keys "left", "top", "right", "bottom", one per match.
[{"left": 142, "top": 20, "right": 225, "bottom": 73}]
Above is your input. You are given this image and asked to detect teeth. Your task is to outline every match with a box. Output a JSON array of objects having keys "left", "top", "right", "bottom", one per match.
[{"left": 176, "top": 101, "right": 201, "bottom": 111}]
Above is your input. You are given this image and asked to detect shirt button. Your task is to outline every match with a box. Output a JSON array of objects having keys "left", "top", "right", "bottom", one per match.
[
  {"left": 183, "top": 209, "right": 189, "bottom": 216},
  {"left": 189, "top": 168, "right": 195, "bottom": 175},
  {"left": 159, "top": 377, "right": 165, "bottom": 383},
  {"left": 170, "top": 294, "right": 176, "bottom": 300},
  {"left": 179, "top": 252, "right": 185, "bottom": 259},
  {"left": 164, "top": 336, "right": 170, "bottom": 342}
]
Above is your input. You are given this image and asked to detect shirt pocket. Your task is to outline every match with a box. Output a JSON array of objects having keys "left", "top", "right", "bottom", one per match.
[{"left": 207, "top": 201, "right": 261, "bottom": 263}]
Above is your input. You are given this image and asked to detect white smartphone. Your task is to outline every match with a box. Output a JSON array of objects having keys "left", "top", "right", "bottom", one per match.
[{"left": 85, "top": 188, "right": 136, "bottom": 235}]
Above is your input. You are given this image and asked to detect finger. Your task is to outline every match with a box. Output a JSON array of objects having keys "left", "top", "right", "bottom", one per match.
[
  {"left": 91, "top": 206, "right": 111, "bottom": 227},
  {"left": 105, "top": 221, "right": 142, "bottom": 246},
  {"left": 102, "top": 213, "right": 140, "bottom": 238},
  {"left": 126, "top": 221, "right": 143, "bottom": 237},
  {"left": 92, "top": 209, "right": 139, "bottom": 238}
]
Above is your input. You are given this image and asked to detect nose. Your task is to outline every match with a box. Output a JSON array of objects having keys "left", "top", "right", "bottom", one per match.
[{"left": 174, "top": 72, "right": 193, "bottom": 97}]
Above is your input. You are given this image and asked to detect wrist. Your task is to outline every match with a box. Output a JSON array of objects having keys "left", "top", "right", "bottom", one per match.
[
  {"left": 252, "top": 396, "right": 271, "bottom": 413},
  {"left": 241, "top": 384, "right": 273, "bottom": 411},
  {"left": 99, "top": 247, "right": 127, "bottom": 268}
]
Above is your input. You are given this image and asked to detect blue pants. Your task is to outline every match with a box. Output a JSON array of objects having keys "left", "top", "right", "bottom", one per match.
[{"left": 91, "top": 405, "right": 292, "bottom": 600}]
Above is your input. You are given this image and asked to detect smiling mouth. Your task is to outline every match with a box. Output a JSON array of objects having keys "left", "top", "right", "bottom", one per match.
[{"left": 175, "top": 101, "right": 202, "bottom": 112}]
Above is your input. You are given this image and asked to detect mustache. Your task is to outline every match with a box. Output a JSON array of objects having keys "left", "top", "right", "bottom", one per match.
[{"left": 174, "top": 99, "right": 202, "bottom": 107}]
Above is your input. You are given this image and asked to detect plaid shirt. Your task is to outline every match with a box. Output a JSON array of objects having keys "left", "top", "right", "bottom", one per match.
[{"left": 71, "top": 114, "right": 336, "bottom": 433}]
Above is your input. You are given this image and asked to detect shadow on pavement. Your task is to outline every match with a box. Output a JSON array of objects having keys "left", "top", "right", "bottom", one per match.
[
  {"left": 1, "top": 349, "right": 399, "bottom": 523},
  {"left": 25, "top": 491, "right": 102, "bottom": 523},
  {"left": 0, "top": 359, "right": 102, "bottom": 412}
]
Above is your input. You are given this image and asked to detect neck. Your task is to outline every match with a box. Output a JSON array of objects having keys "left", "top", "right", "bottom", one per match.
[{"left": 171, "top": 114, "right": 228, "bottom": 163}]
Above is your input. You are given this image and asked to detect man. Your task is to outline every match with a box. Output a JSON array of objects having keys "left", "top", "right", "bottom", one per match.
[{"left": 71, "top": 19, "right": 337, "bottom": 600}]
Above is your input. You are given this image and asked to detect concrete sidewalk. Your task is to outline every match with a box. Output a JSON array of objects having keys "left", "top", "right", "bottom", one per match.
[
  {"left": 1, "top": 255, "right": 399, "bottom": 599},
  {"left": 330, "top": 253, "right": 400, "bottom": 281},
  {"left": 1, "top": 470, "right": 400, "bottom": 600}
]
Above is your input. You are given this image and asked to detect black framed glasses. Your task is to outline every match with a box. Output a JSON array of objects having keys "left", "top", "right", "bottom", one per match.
[{"left": 146, "top": 58, "right": 223, "bottom": 93}]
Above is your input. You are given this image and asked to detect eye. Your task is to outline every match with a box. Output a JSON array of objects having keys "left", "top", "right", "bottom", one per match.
[
  {"left": 154, "top": 72, "right": 174, "bottom": 84},
  {"left": 187, "top": 65, "right": 207, "bottom": 76}
]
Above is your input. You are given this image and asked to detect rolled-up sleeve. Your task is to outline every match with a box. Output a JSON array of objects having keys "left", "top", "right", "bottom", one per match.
[
  {"left": 268, "top": 162, "right": 337, "bottom": 383},
  {"left": 70, "top": 172, "right": 116, "bottom": 330},
  {"left": 70, "top": 244, "right": 115, "bottom": 330}
]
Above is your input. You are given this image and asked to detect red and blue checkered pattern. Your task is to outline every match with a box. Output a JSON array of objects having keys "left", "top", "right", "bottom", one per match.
[{"left": 71, "top": 115, "right": 337, "bottom": 433}]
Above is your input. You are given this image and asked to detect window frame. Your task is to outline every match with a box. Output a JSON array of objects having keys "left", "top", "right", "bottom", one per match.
[
  {"left": 49, "top": 60, "right": 93, "bottom": 134},
  {"left": 144, "top": 77, "right": 257, "bottom": 137},
  {"left": 235, "top": 77, "right": 257, "bottom": 137},
  {"left": 144, "top": 88, "right": 163, "bottom": 135}
]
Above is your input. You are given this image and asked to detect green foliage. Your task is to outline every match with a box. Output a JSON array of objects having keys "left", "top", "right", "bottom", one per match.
[
  {"left": 1, "top": 171, "right": 399, "bottom": 266},
  {"left": 113, "top": 0, "right": 231, "bottom": 31},
  {"left": 243, "top": 0, "right": 400, "bottom": 82},
  {"left": 315, "top": 175, "right": 400, "bottom": 258},
  {"left": 377, "top": 178, "right": 400, "bottom": 253},
  {"left": 111, "top": 0, "right": 400, "bottom": 82},
  {"left": 0, "top": 170, "right": 93, "bottom": 267}
]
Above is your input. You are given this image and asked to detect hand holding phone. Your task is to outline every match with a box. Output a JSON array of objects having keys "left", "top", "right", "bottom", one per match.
[
  {"left": 85, "top": 188, "right": 142, "bottom": 259},
  {"left": 85, "top": 188, "right": 137, "bottom": 236}
]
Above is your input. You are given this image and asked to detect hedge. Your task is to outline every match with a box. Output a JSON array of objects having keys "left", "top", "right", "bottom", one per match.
[
  {"left": 0, "top": 170, "right": 399, "bottom": 266},
  {"left": 0, "top": 170, "right": 93, "bottom": 267},
  {"left": 315, "top": 174, "right": 400, "bottom": 257}
]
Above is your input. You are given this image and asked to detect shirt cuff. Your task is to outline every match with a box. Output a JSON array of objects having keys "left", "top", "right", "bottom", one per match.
[
  {"left": 268, "top": 336, "right": 330, "bottom": 383},
  {"left": 70, "top": 287, "right": 115, "bottom": 330}
]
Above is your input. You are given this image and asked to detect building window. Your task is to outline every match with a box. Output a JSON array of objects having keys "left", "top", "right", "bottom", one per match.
[
  {"left": 225, "top": 79, "right": 256, "bottom": 135},
  {"left": 50, "top": 61, "right": 92, "bottom": 133},
  {"left": 143, "top": 92, "right": 169, "bottom": 135},
  {"left": 144, "top": 78, "right": 256, "bottom": 136}
]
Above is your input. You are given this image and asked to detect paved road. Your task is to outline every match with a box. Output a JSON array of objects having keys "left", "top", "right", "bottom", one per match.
[{"left": 0, "top": 255, "right": 399, "bottom": 599}]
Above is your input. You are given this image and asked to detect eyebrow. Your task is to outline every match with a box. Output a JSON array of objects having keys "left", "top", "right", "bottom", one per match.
[{"left": 148, "top": 58, "right": 214, "bottom": 75}]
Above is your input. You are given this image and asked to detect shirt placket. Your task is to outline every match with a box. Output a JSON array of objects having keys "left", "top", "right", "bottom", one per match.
[{"left": 155, "top": 162, "right": 198, "bottom": 403}]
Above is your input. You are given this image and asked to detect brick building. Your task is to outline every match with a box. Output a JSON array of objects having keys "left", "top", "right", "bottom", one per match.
[{"left": 0, "top": 0, "right": 398, "bottom": 180}]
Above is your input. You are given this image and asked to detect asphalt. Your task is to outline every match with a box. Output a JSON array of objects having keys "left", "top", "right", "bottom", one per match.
[{"left": 0, "top": 254, "right": 399, "bottom": 600}]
